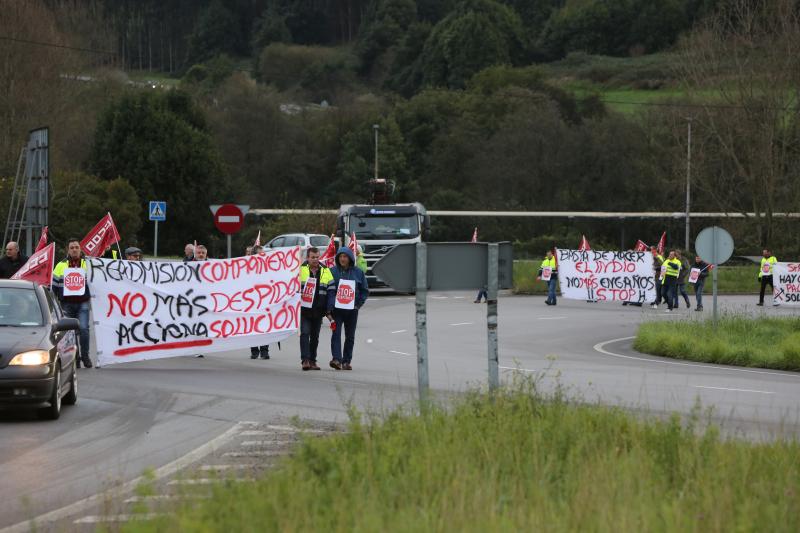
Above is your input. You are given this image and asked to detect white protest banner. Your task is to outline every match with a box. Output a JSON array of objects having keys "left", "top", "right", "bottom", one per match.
[
  {"left": 301, "top": 277, "right": 317, "bottom": 308},
  {"left": 688, "top": 268, "right": 701, "bottom": 284},
  {"left": 541, "top": 267, "right": 552, "bottom": 281},
  {"left": 773, "top": 263, "right": 800, "bottom": 306},
  {"left": 556, "top": 249, "right": 656, "bottom": 303},
  {"left": 63, "top": 268, "right": 86, "bottom": 296},
  {"left": 87, "top": 247, "right": 302, "bottom": 366},
  {"left": 335, "top": 279, "right": 356, "bottom": 310}
]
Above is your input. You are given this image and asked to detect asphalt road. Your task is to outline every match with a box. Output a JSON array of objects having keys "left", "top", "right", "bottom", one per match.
[{"left": 2, "top": 292, "right": 799, "bottom": 530}]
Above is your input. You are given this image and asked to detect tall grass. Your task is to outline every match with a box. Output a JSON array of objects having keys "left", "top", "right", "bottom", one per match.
[
  {"left": 124, "top": 382, "right": 800, "bottom": 533},
  {"left": 635, "top": 316, "right": 800, "bottom": 370}
]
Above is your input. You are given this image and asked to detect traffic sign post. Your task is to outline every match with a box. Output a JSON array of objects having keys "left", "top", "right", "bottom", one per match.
[
  {"left": 695, "top": 226, "right": 734, "bottom": 327},
  {"left": 149, "top": 201, "right": 166, "bottom": 257},
  {"left": 374, "top": 242, "right": 513, "bottom": 398},
  {"left": 209, "top": 204, "right": 249, "bottom": 258}
]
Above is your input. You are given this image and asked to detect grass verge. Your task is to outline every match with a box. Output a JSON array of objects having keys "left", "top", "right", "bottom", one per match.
[
  {"left": 635, "top": 316, "right": 800, "bottom": 371},
  {"left": 513, "top": 261, "right": 760, "bottom": 295},
  {"left": 123, "top": 383, "right": 800, "bottom": 533}
]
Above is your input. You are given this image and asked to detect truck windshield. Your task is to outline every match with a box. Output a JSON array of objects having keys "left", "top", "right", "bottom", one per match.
[{"left": 350, "top": 215, "right": 419, "bottom": 239}]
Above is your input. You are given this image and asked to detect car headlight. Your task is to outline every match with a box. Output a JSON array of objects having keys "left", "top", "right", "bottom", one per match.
[{"left": 9, "top": 350, "right": 50, "bottom": 366}]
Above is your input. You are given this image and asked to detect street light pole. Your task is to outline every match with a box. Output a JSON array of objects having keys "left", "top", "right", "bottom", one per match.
[
  {"left": 685, "top": 118, "right": 692, "bottom": 251},
  {"left": 373, "top": 124, "right": 380, "bottom": 180}
]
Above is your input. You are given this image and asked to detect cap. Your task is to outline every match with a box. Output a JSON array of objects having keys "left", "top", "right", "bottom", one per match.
[{"left": 125, "top": 246, "right": 142, "bottom": 256}]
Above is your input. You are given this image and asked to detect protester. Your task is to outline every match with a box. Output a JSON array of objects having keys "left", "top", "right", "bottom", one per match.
[
  {"left": 474, "top": 285, "right": 488, "bottom": 303},
  {"left": 193, "top": 245, "right": 208, "bottom": 261},
  {"left": 125, "top": 246, "right": 142, "bottom": 261},
  {"left": 537, "top": 250, "right": 558, "bottom": 306},
  {"left": 0, "top": 241, "right": 27, "bottom": 279},
  {"left": 673, "top": 250, "right": 691, "bottom": 309},
  {"left": 355, "top": 244, "right": 368, "bottom": 272},
  {"left": 757, "top": 248, "right": 778, "bottom": 306},
  {"left": 326, "top": 247, "right": 368, "bottom": 370},
  {"left": 693, "top": 255, "right": 711, "bottom": 311},
  {"left": 52, "top": 238, "right": 93, "bottom": 368},
  {"left": 299, "top": 247, "right": 333, "bottom": 370},
  {"left": 183, "top": 243, "right": 195, "bottom": 262},
  {"left": 661, "top": 250, "right": 682, "bottom": 313},
  {"left": 649, "top": 246, "right": 665, "bottom": 308},
  {"left": 248, "top": 245, "right": 272, "bottom": 360}
]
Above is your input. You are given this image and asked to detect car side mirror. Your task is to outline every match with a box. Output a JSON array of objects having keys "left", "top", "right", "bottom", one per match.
[{"left": 53, "top": 317, "right": 80, "bottom": 333}]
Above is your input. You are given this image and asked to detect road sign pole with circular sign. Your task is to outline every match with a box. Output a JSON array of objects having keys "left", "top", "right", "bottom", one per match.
[
  {"left": 209, "top": 204, "right": 249, "bottom": 258},
  {"left": 695, "top": 226, "right": 734, "bottom": 326}
]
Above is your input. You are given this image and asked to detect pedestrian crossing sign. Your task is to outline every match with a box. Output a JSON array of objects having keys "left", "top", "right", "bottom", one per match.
[{"left": 149, "top": 201, "right": 166, "bottom": 221}]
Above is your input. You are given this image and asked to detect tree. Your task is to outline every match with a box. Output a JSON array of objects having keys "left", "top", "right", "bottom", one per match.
[
  {"left": 185, "top": 0, "right": 243, "bottom": 66},
  {"left": 90, "top": 90, "right": 234, "bottom": 253},
  {"left": 251, "top": 5, "right": 293, "bottom": 51}
]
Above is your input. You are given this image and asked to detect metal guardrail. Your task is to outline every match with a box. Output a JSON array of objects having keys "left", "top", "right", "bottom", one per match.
[{"left": 248, "top": 209, "right": 800, "bottom": 219}]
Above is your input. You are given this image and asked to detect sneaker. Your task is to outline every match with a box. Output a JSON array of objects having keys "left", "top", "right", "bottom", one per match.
[
  {"left": 342, "top": 363, "right": 352, "bottom": 370},
  {"left": 301, "top": 360, "right": 311, "bottom": 371},
  {"left": 474, "top": 300, "right": 480, "bottom": 303},
  {"left": 196, "top": 354, "right": 204, "bottom": 358},
  {"left": 685, "top": 302, "right": 690, "bottom": 309},
  {"left": 756, "top": 302, "right": 764, "bottom": 306},
  {"left": 260, "top": 353, "right": 270, "bottom": 360},
  {"left": 309, "top": 361, "right": 320, "bottom": 370},
  {"left": 329, "top": 360, "right": 342, "bottom": 370},
  {"left": 650, "top": 303, "right": 658, "bottom": 309},
  {"left": 695, "top": 306, "right": 703, "bottom": 312},
  {"left": 665, "top": 309, "right": 672, "bottom": 313},
  {"left": 250, "top": 352, "right": 259, "bottom": 360},
  {"left": 773, "top": 302, "right": 781, "bottom": 307}
]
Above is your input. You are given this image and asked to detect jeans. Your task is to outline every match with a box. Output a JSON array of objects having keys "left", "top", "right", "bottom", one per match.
[
  {"left": 673, "top": 283, "right": 690, "bottom": 308},
  {"left": 653, "top": 276, "right": 662, "bottom": 304},
  {"left": 331, "top": 309, "right": 358, "bottom": 363},
  {"left": 662, "top": 277, "right": 677, "bottom": 310},
  {"left": 695, "top": 278, "right": 706, "bottom": 308},
  {"left": 547, "top": 278, "right": 557, "bottom": 304},
  {"left": 759, "top": 275, "right": 774, "bottom": 304},
  {"left": 61, "top": 301, "right": 90, "bottom": 360},
  {"left": 300, "top": 314, "right": 324, "bottom": 361},
  {"left": 475, "top": 288, "right": 487, "bottom": 302},
  {"left": 250, "top": 345, "right": 269, "bottom": 357}
]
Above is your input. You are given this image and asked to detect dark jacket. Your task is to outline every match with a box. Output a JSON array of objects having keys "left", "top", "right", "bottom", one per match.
[
  {"left": 301, "top": 261, "right": 333, "bottom": 317},
  {"left": 677, "top": 257, "right": 691, "bottom": 283},
  {"left": 0, "top": 254, "right": 28, "bottom": 279},
  {"left": 693, "top": 260, "right": 711, "bottom": 280},
  {"left": 326, "top": 247, "right": 369, "bottom": 312}
]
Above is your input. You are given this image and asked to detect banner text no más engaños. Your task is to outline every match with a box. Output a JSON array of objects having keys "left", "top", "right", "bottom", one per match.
[
  {"left": 87, "top": 248, "right": 302, "bottom": 366},
  {"left": 556, "top": 249, "right": 656, "bottom": 303}
]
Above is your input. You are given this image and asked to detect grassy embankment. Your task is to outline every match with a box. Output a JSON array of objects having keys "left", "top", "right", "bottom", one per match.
[
  {"left": 514, "top": 261, "right": 759, "bottom": 295},
  {"left": 123, "top": 383, "right": 800, "bottom": 532},
  {"left": 635, "top": 316, "right": 800, "bottom": 371}
]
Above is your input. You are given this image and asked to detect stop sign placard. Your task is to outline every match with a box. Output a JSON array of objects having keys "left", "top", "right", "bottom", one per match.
[{"left": 213, "top": 203, "right": 245, "bottom": 235}]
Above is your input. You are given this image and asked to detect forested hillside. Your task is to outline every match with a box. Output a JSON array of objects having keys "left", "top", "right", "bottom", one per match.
[{"left": 2, "top": 0, "right": 799, "bottom": 256}]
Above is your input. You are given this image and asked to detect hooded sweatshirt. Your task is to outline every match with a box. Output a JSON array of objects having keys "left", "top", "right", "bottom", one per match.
[{"left": 326, "top": 246, "right": 369, "bottom": 311}]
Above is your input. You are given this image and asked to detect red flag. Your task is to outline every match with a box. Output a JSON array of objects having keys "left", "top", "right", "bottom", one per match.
[
  {"left": 35, "top": 226, "right": 49, "bottom": 253},
  {"left": 471, "top": 227, "right": 478, "bottom": 243},
  {"left": 12, "top": 243, "right": 55, "bottom": 286},
  {"left": 319, "top": 234, "right": 337, "bottom": 267},
  {"left": 578, "top": 235, "right": 591, "bottom": 251},
  {"left": 253, "top": 230, "right": 261, "bottom": 247},
  {"left": 80, "top": 213, "right": 120, "bottom": 257},
  {"left": 634, "top": 240, "right": 648, "bottom": 252},
  {"left": 656, "top": 232, "right": 666, "bottom": 256},
  {"left": 348, "top": 232, "right": 359, "bottom": 255}
]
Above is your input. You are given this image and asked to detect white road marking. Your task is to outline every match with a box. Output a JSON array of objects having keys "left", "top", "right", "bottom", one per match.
[
  {"left": 199, "top": 464, "right": 253, "bottom": 471},
  {"left": 223, "top": 451, "right": 284, "bottom": 458},
  {"left": 391, "top": 329, "right": 407, "bottom": 334},
  {"left": 389, "top": 350, "right": 412, "bottom": 356},
  {"left": 693, "top": 385, "right": 775, "bottom": 395},
  {"left": 449, "top": 322, "right": 473, "bottom": 326},
  {"left": 593, "top": 337, "right": 800, "bottom": 379},
  {"left": 240, "top": 439, "right": 294, "bottom": 446},
  {"left": 167, "top": 478, "right": 247, "bottom": 486},
  {"left": 431, "top": 296, "right": 448, "bottom": 299},
  {"left": 124, "top": 495, "right": 209, "bottom": 503},
  {"left": 499, "top": 366, "right": 537, "bottom": 373},
  {"left": 1, "top": 422, "right": 247, "bottom": 533},
  {"left": 74, "top": 514, "right": 163, "bottom": 524},
  {"left": 453, "top": 296, "right": 465, "bottom": 299},
  {"left": 537, "top": 316, "right": 566, "bottom": 320}
]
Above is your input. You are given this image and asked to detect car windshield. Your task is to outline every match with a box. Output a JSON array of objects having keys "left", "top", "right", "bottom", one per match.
[
  {"left": 349, "top": 215, "right": 419, "bottom": 239},
  {"left": 310, "top": 236, "right": 330, "bottom": 247},
  {"left": 0, "top": 287, "right": 43, "bottom": 326}
]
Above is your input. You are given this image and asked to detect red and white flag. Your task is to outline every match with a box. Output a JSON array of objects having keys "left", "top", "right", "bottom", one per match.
[
  {"left": 348, "top": 232, "right": 359, "bottom": 255},
  {"left": 80, "top": 213, "right": 120, "bottom": 257},
  {"left": 253, "top": 230, "right": 261, "bottom": 247},
  {"left": 471, "top": 227, "right": 478, "bottom": 243},
  {"left": 656, "top": 232, "right": 666, "bottom": 256},
  {"left": 578, "top": 235, "right": 591, "bottom": 251},
  {"left": 35, "top": 226, "right": 49, "bottom": 253},
  {"left": 319, "top": 234, "right": 337, "bottom": 267},
  {"left": 12, "top": 243, "right": 55, "bottom": 287},
  {"left": 634, "top": 240, "right": 648, "bottom": 252}
]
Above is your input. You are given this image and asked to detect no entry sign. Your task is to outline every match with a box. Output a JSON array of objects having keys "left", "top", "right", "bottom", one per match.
[{"left": 211, "top": 204, "right": 247, "bottom": 235}]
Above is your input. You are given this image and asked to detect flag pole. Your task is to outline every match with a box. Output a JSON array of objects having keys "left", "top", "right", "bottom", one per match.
[{"left": 110, "top": 212, "right": 124, "bottom": 259}]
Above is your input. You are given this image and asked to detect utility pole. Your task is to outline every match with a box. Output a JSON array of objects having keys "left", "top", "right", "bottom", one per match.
[
  {"left": 373, "top": 124, "right": 380, "bottom": 180},
  {"left": 685, "top": 118, "right": 693, "bottom": 251}
]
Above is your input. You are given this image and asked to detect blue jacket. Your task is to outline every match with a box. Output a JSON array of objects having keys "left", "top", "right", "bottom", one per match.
[{"left": 326, "top": 247, "right": 369, "bottom": 311}]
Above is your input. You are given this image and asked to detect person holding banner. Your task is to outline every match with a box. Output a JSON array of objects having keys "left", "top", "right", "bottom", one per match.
[
  {"left": 183, "top": 243, "right": 195, "bottom": 262},
  {"left": 326, "top": 247, "right": 369, "bottom": 370},
  {"left": 661, "top": 250, "right": 682, "bottom": 313},
  {"left": 537, "top": 250, "right": 558, "bottom": 306},
  {"left": 52, "top": 238, "right": 93, "bottom": 368},
  {"left": 248, "top": 245, "right": 274, "bottom": 360},
  {"left": 299, "top": 247, "right": 333, "bottom": 371},
  {"left": 757, "top": 249, "right": 778, "bottom": 306},
  {"left": 0, "top": 242, "right": 27, "bottom": 279},
  {"left": 649, "top": 246, "right": 665, "bottom": 308},
  {"left": 673, "top": 250, "right": 691, "bottom": 309},
  {"left": 691, "top": 255, "right": 711, "bottom": 311}
]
